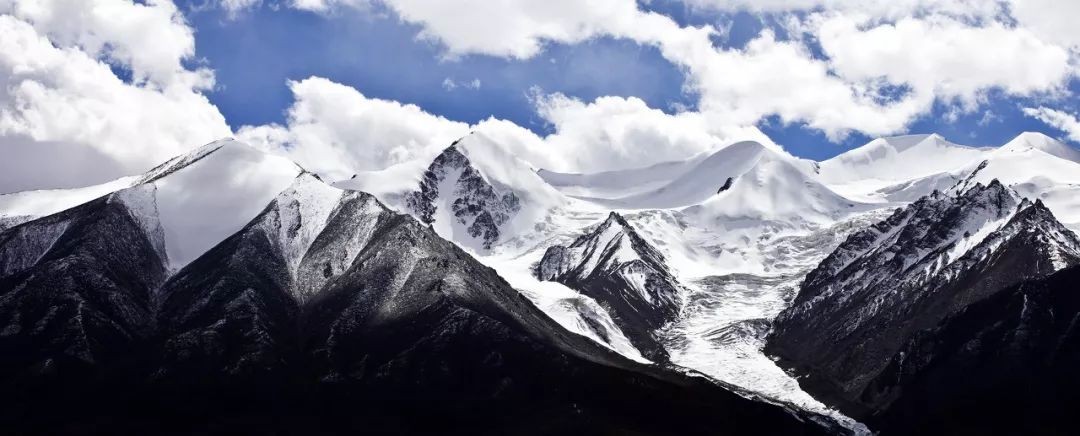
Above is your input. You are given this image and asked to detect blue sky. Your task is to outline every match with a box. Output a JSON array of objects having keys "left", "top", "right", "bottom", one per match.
[
  {"left": 177, "top": 1, "right": 1080, "bottom": 161},
  {"left": 186, "top": 4, "right": 691, "bottom": 135}
]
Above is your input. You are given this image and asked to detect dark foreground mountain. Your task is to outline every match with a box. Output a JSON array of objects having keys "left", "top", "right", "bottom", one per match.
[
  {"left": 866, "top": 265, "right": 1080, "bottom": 435},
  {"left": 0, "top": 144, "right": 838, "bottom": 435},
  {"left": 537, "top": 212, "right": 684, "bottom": 361},
  {"left": 765, "top": 180, "right": 1080, "bottom": 433}
]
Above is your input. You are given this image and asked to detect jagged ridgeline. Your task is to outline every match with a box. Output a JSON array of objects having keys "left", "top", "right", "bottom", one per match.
[
  {"left": 0, "top": 139, "right": 839, "bottom": 435},
  {"left": 536, "top": 212, "right": 684, "bottom": 361},
  {"left": 766, "top": 180, "right": 1080, "bottom": 427}
]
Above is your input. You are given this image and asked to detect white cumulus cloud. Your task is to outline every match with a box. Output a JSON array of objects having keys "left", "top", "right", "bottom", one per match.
[
  {"left": 0, "top": 1, "right": 231, "bottom": 192},
  {"left": 236, "top": 76, "right": 471, "bottom": 180},
  {"left": 305, "top": 0, "right": 1079, "bottom": 140},
  {"left": 534, "top": 93, "right": 777, "bottom": 171},
  {"left": 1024, "top": 107, "right": 1080, "bottom": 143},
  {"left": 239, "top": 76, "right": 777, "bottom": 176},
  {"left": 816, "top": 14, "right": 1071, "bottom": 105}
]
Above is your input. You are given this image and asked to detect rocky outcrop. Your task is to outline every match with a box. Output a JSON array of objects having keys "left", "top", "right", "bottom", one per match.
[
  {"left": 537, "top": 212, "right": 684, "bottom": 361},
  {"left": 405, "top": 144, "right": 521, "bottom": 249},
  {"left": 0, "top": 189, "right": 168, "bottom": 378}
]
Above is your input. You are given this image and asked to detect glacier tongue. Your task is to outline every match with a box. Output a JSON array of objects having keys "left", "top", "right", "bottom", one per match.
[{"left": 648, "top": 211, "right": 886, "bottom": 435}]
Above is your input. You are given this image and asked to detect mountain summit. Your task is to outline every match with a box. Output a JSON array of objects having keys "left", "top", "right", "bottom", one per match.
[
  {"left": 766, "top": 180, "right": 1080, "bottom": 417},
  {"left": 537, "top": 212, "right": 684, "bottom": 361}
]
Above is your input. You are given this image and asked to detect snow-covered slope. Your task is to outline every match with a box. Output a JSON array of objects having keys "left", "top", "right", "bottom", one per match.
[
  {"left": 827, "top": 133, "right": 1080, "bottom": 215},
  {"left": 818, "top": 134, "right": 989, "bottom": 198},
  {"left": 679, "top": 143, "right": 861, "bottom": 226},
  {"left": 251, "top": 172, "right": 345, "bottom": 285},
  {"left": 566, "top": 141, "right": 860, "bottom": 228},
  {"left": 0, "top": 139, "right": 304, "bottom": 270},
  {"left": 538, "top": 153, "right": 709, "bottom": 199},
  {"left": 871, "top": 132, "right": 1080, "bottom": 230},
  {"left": 0, "top": 176, "right": 138, "bottom": 231},
  {"left": 997, "top": 131, "right": 1080, "bottom": 163},
  {"left": 143, "top": 139, "right": 303, "bottom": 269}
]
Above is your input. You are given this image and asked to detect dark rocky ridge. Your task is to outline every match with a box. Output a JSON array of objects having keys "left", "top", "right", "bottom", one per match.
[
  {"left": 766, "top": 180, "right": 1080, "bottom": 419},
  {"left": 863, "top": 265, "right": 1080, "bottom": 435},
  {"left": 0, "top": 174, "right": 836, "bottom": 435},
  {"left": 537, "top": 212, "right": 684, "bottom": 361},
  {"left": 0, "top": 189, "right": 167, "bottom": 378}
]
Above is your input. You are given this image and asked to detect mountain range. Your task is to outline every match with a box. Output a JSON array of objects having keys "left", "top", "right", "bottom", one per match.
[{"left": 3, "top": 130, "right": 1080, "bottom": 435}]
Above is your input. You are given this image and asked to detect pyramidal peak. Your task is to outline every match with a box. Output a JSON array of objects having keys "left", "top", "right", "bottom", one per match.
[
  {"left": 997, "top": 131, "right": 1080, "bottom": 162},
  {"left": 818, "top": 132, "right": 988, "bottom": 186}
]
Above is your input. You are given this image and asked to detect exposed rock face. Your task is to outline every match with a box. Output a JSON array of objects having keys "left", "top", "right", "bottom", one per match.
[
  {"left": 717, "top": 177, "right": 734, "bottom": 194},
  {"left": 766, "top": 180, "right": 1080, "bottom": 417},
  {"left": 537, "top": 212, "right": 684, "bottom": 361},
  {"left": 405, "top": 144, "right": 521, "bottom": 249},
  {"left": 0, "top": 189, "right": 168, "bottom": 377}
]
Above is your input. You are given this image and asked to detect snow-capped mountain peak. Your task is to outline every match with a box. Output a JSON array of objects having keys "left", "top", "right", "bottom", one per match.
[
  {"left": 818, "top": 133, "right": 988, "bottom": 188},
  {"left": 767, "top": 179, "right": 1080, "bottom": 413},
  {"left": 681, "top": 142, "right": 861, "bottom": 226},
  {"left": 139, "top": 139, "right": 303, "bottom": 270},
  {"left": 801, "top": 179, "right": 1026, "bottom": 290},
  {"left": 996, "top": 131, "right": 1080, "bottom": 163},
  {"left": 580, "top": 141, "right": 857, "bottom": 227},
  {"left": 405, "top": 142, "right": 523, "bottom": 250},
  {"left": 257, "top": 172, "right": 345, "bottom": 281},
  {"left": 0, "top": 139, "right": 304, "bottom": 270},
  {"left": 403, "top": 133, "right": 567, "bottom": 251},
  {"left": 538, "top": 211, "right": 670, "bottom": 281},
  {"left": 537, "top": 211, "right": 683, "bottom": 360}
]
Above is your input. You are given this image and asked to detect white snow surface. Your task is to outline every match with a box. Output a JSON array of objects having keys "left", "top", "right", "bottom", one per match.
[
  {"left": 0, "top": 176, "right": 138, "bottom": 229},
  {"left": 334, "top": 159, "right": 430, "bottom": 205},
  {"left": 998, "top": 131, "right": 1080, "bottom": 163},
  {"left": 934, "top": 138, "right": 1080, "bottom": 230},
  {"left": 538, "top": 152, "right": 710, "bottom": 199},
  {"left": 819, "top": 134, "right": 990, "bottom": 198},
  {"left": 145, "top": 139, "right": 302, "bottom": 270},
  {"left": 682, "top": 150, "right": 864, "bottom": 227},
  {"left": 265, "top": 173, "right": 344, "bottom": 279}
]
